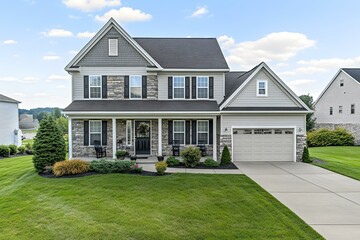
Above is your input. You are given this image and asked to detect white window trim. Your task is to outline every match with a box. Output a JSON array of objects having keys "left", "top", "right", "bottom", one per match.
[
  {"left": 339, "top": 105, "right": 343, "bottom": 114},
  {"left": 173, "top": 120, "right": 185, "bottom": 145},
  {"left": 197, "top": 120, "right": 209, "bottom": 145},
  {"left": 256, "top": 80, "right": 268, "bottom": 97},
  {"left": 196, "top": 76, "right": 209, "bottom": 99},
  {"left": 173, "top": 76, "right": 185, "bottom": 99},
  {"left": 108, "top": 38, "right": 118, "bottom": 56},
  {"left": 129, "top": 75, "right": 142, "bottom": 100},
  {"left": 89, "top": 75, "right": 102, "bottom": 99},
  {"left": 126, "top": 120, "right": 132, "bottom": 146},
  {"left": 89, "top": 120, "right": 102, "bottom": 146}
]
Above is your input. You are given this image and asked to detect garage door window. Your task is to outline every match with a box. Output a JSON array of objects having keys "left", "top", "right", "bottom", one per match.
[
  {"left": 285, "top": 130, "right": 293, "bottom": 134},
  {"left": 197, "top": 120, "right": 209, "bottom": 144},
  {"left": 274, "top": 129, "right": 282, "bottom": 134},
  {"left": 254, "top": 129, "right": 272, "bottom": 134}
]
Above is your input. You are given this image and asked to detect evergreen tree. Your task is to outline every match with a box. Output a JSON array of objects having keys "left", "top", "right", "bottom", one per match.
[
  {"left": 221, "top": 145, "right": 232, "bottom": 165},
  {"left": 302, "top": 147, "right": 311, "bottom": 163},
  {"left": 33, "top": 116, "right": 66, "bottom": 173},
  {"left": 299, "top": 94, "right": 316, "bottom": 131}
]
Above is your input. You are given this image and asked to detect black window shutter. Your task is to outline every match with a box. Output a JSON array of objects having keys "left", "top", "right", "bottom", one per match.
[
  {"left": 102, "top": 76, "right": 107, "bottom": 99},
  {"left": 142, "top": 75, "right": 147, "bottom": 98},
  {"left": 185, "top": 121, "right": 190, "bottom": 144},
  {"left": 209, "top": 77, "right": 214, "bottom": 99},
  {"left": 84, "top": 121, "right": 89, "bottom": 146},
  {"left": 124, "top": 76, "right": 129, "bottom": 99},
  {"left": 168, "top": 77, "right": 173, "bottom": 99},
  {"left": 192, "top": 77, "right": 196, "bottom": 99},
  {"left": 185, "top": 77, "right": 190, "bottom": 99},
  {"left": 102, "top": 121, "right": 107, "bottom": 145},
  {"left": 84, "top": 76, "right": 89, "bottom": 99},
  {"left": 209, "top": 120, "right": 213, "bottom": 144},
  {"left": 192, "top": 120, "right": 197, "bottom": 144},
  {"left": 168, "top": 120, "right": 173, "bottom": 144}
]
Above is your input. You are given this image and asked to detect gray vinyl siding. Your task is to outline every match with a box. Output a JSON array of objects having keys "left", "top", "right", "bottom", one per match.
[
  {"left": 157, "top": 72, "right": 225, "bottom": 103},
  {"left": 0, "top": 101, "right": 20, "bottom": 145},
  {"left": 221, "top": 114, "right": 306, "bottom": 135},
  {"left": 72, "top": 67, "right": 150, "bottom": 100},
  {"left": 76, "top": 28, "right": 151, "bottom": 67},
  {"left": 227, "top": 69, "right": 299, "bottom": 107},
  {"left": 314, "top": 71, "right": 360, "bottom": 124}
]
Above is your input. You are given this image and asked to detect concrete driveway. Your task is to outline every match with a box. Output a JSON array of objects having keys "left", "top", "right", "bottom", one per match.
[{"left": 234, "top": 161, "right": 360, "bottom": 240}]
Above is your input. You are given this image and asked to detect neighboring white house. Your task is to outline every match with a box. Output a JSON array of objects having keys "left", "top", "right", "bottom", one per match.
[
  {"left": 19, "top": 114, "right": 39, "bottom": 130},
  {"left": 314, "top": 68, "right": 360, "bottom": 144},
  {"left": 0, "top": 94, "right": 22, "bottom": 146}
]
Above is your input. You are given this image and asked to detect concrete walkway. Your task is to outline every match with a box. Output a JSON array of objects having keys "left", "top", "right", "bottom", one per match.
[{"left": 234, "top": 161, "right": 360, "bottom": 240}]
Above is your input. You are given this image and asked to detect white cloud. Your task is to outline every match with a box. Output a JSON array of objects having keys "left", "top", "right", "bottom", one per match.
[
  {"left": 34, "top": 93, "right": 48, "bottom": 97},
  {"left": 63, "top": 0, "right": 121, "bottom": 12},
  {"left": 20, "top": 77, "right": 38, "bottom": 83},
  {"left": 0, "top": 77, "right": 18, "bottom": 82},
  {"left": 219, "top": 32, "right": 316, "bottom": 69},
  {"left": 68, "top": 14, "right": 81, "bottom": 19},
  {"left": 0, "top": 77, "right": 38, "bottom": 83},
  {"left": 2, "top": 39, "right": 17, "bottom": 44},
  {"left": 56, "top": 85, "right": 66, "bottom": 89},
  {"left": 69, "top": 50, "right": 78, "bottom": 54},
  {"left": 43, "top": 55, "right": 61, "bottom": 60},
  {"left": 95, "top": 7, "right": 152, "bottom": 23},
  {"left": 77, "top": 31, "right": 96, "bottom": 38},
  {"left": 42, "top": 29, "right": 73, "bottom": 37},
  {"left": 191, "top": 6, "right": 208, "bottom": 17},
  {"left": 286, "top": 79, "right": 315, "bottom": 87},
  {"left": 47, "top": 75, "right": 70, "bottom": 81}
]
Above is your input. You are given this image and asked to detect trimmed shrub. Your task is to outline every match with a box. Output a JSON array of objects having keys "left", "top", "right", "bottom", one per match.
[
  {"left": 115, "top": 150, "right": 127, "bottom": 159},
  {"left": 33, "top": 116, "right": 66, "bottom": 173},
  {"left": 18, "top": 146, "right": 26, "bottom": 154},
  {"left": 0, "top": 145, "right": 10, "bottom": 157},
  {"left": 25, "top": 143, "right": 33, "bottom": 155},
  {"left": 166, "top": 156, "right": 180, "bottom": 166},
  {"left": 181, "top": 146, "right": 201, "bottom": 168},
  {"left": 302, "top": 147, "right": 311, "bottom": 163},
  {"left": 130, "top": 163, "right": 143, "bottom": 173},
  {"left": 307, "top": 128, "right": 355, "bottom": 147},
  {"left": 89, "top": 159, "right": 134, "bottom": 173},
  {"left": 8, "top": 144, "right": 18, "bottom": 155},
  {"left": 155, "top": 161, "right": 167, "bottom": 175},
  {"left": 221, "top": 145, "right": 231, "bottom": 165},
  {"left": 203, "top": 158, "right": 219, "bottom": 167},
  {"left": 53, "top": 160, "right": 90, "bottom": 177}
]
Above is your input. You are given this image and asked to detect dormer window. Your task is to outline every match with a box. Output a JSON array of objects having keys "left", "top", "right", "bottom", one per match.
[
  {"left": 257, "top": 80, "right": 268, "bottom": 96},
  {"left": 108, "top": 38, "right": 118, "bottom": 56},
  {"left": 340, "top": 79, "right": 344, "bottom": 87}
]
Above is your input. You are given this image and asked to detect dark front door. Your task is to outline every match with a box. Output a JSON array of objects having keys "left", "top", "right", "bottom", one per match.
[{"left": 135, "top": 121, "right": 151, "bottom": 155}]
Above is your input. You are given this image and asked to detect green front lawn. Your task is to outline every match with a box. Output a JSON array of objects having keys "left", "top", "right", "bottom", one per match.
[
  {"left": 310, "top": 146, "right": 360, "bottom": 180},
  {"left": 0, "top": 156, "right": 322, "bottom": 239}
]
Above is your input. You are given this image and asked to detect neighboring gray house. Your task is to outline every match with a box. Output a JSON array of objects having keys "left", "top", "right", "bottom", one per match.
[
  {"left": 63, "top": 18, "right": 310, "bottom": 162},
  {"left": 19, "top": 114, "right": 39, "bottom": 130},
  {"left": 314, "top": 68, "right": 360, "bottom": 144},
  {"left": 0, "top": 94, "right": 22, "bottom": 146}
]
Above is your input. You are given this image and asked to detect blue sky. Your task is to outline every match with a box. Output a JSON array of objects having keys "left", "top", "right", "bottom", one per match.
[{"left": 2, "top": 0, "right": 360, "bottom": 108}]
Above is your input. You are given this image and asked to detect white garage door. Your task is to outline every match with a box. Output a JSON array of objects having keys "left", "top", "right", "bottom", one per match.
[{"left": 233, "top": 128, "right": 294, "bottom": 162}]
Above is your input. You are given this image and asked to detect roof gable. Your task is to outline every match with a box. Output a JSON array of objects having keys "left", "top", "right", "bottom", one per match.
[
  {"left": 65, "top": 18, "right": 162, "bottom": 71},
  {"left": 220, "top": 62, "right": 311, "bottom": 111},
  {"left": 314, "top": 68, "right": 360, "bottom": 106},
  {"left": 134, "top": 38, "right": 229, "bottom": 70}
]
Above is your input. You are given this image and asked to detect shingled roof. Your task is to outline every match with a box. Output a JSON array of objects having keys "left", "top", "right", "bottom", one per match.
[
  {"left": 0, "top": 94, "right": 20, "bottom": 103},
  {"left": 342, "top": 68, "right": 360, "bottom": 83},
  {"left": 134, "top": 38, "right": 229, "bottom": 69}
]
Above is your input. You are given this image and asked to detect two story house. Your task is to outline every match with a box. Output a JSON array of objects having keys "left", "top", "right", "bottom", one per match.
[
  {"left": 314, "top": 68, "right": 360, "bottom": 144},
  {"left": 64, "top": 18, "right": 310, "bottom": 162}
]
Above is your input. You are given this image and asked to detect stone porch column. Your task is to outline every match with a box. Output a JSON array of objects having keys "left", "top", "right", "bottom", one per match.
[
  {"left": 112, "top": 118, "right": 116, "bottom": 159},
  {"left": 158, "top": 118, "right": 162, "bottom": 156},
  {"left": 213, "top": 116, "right": 217, "bottom": 161},
  {"left": 68, "top": 117, "right": 72, "bottom": 159}
]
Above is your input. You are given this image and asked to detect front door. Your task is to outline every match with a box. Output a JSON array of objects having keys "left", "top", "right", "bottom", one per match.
[{"left": 135, "top": 121, "right": 151, "bottom": 155}]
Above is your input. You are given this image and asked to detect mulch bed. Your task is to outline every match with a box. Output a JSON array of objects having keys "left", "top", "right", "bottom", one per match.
[
  {"left": 168, "top": 162, "right": 238, "bottom": 169},
  {"left": 39, "top": 170, "right": 171, "bottom": 178}
]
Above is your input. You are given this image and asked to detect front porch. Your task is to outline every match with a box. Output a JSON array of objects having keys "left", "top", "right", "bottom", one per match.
[{"left": 68, "top": 117, "right": 218, "bottom": 161}]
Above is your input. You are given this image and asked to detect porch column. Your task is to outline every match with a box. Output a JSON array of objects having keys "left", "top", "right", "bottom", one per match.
[
  {"left": 112, "top": 118, "right": 116, "bottom": 159},
  {"left": 68, "top": 117, "right": 72, "bottom": 159},
  {"left": 213, "top": 116, "right": 217, "bottom": 161},
  {"left": 158, "top": 118, "right": 162, "bottom": 156}
]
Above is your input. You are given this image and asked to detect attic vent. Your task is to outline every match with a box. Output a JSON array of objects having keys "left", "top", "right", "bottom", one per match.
[{"left": 108, "top": 38, "right": 118, "bottom": 56}]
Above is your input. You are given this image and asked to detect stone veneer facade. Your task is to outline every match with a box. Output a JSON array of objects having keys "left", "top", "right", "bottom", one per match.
[
  {"left": 315, "top": 123, "right": 360, "bottom": 145},
  {"left": 296, "top": 134, "right": 306, "bottom": 162}
]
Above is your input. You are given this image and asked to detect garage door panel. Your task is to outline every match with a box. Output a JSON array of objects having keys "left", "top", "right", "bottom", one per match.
[{"left": 233, "top": 128, "right": 294, "bottom": 162}]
